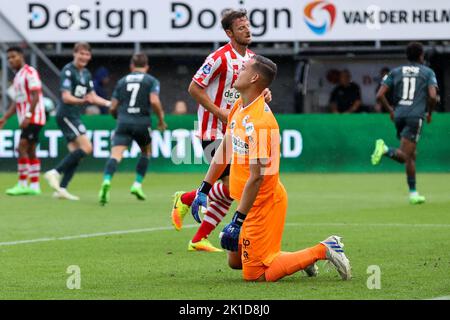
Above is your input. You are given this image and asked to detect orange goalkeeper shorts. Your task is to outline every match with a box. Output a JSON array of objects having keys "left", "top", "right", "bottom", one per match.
[{"left": 240, "top": 182, "right": 288, "bottom": 281}]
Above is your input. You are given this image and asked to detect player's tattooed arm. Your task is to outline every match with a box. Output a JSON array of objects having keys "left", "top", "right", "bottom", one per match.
[
  {"left": 192, "top": 134, "right": 233, "bottom": 223},
  {"left": 188, "top": 81, "right": 229, "bottom": 124},
  {"left": 150, "top": 93, "right": 167, "bottom": 131},
  {"left": 204, "top": 133, "right": 233, "bottom": 185}
]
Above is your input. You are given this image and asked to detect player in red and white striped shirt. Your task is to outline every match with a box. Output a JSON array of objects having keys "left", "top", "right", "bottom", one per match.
[
  {"left": 171, "top": 10, "right": 271, "bottom": 252},
  {"left": 0, "top": 46, "right": 46, "bottom": 196},
  {"left": 192, "top": 39, "right": 254, "bottom": 141}
]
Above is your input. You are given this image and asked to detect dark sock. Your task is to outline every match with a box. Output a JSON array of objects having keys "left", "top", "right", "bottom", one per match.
[
  {"left": 386, "top": 147, "right": 397, "bottom": 159},
  {"left": 56, "top": 149, "right": 87, "bottom": 174},
  {"left": 60, "top": 162, "right": 80, "bottom": 188},
  {"left": 135, "top": 156, "right": 149, "bottom": 183},
  {"left": 58, "top": 150, "right": 87, "bottom": 188},
  {"left": 407, "top": 176, "right": 416, "bottom": 192},
  {"left": 103, "top": 158, "right": 118, "bottom": 181}
]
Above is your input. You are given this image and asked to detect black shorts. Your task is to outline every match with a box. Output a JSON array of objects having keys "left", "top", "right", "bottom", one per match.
[
  {"left": 112, "top": 123, "right": 152, "bottom": 148},
  {"left": 57, "top": 116, "right": 87, "bottom": 143},
  {"left": 20, "top": 124, "right": 43, "bottom": 143},
  {"left": 202, "top": 139, "right": 230, "bottom": 179},
  {"left": 395, "top": 117, "right": 424, "bottom": 143}
]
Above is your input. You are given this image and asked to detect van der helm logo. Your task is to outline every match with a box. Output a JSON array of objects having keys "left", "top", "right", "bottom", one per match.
[{"left": 304, "top": 0, "right": 336, "bottom": 35}]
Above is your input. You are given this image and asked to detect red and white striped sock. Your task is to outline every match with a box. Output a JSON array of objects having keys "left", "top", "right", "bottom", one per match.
[
  {"left": 29, "top": 158, "right": 41, "bottom": 190},
  {"left": 192, "top": 182, "right": 233, "bottom": 243},
  {"left": 18, "top": 158, "right": 29, "bottom": 187}
]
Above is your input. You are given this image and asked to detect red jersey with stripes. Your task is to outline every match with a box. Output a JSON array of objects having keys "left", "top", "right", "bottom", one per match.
[
  {"left": 12, "top": 64, "right": 46, "bottom": 126},
  {"left": 193, "top": 43, "right": 254, "bottom": 141}
]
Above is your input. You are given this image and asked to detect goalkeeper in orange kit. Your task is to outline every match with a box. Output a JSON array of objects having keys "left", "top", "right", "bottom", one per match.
[{"left": 190, "top": 55, "right": 352, "bottom": 281}]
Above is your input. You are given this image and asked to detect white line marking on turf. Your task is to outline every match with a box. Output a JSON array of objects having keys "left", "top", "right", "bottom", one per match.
[
  {"left": 1, "top": 222, "right": 450, "bottom": 247},
  {"left": 426, "top": 296, "right": 450, "bottom": 300},
  {"left": 0, "top": 225, "right": 198, "bottom": 247}
]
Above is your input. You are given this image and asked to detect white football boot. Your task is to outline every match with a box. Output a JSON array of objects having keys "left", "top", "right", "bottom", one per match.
[
  {"left": 321, "top": 235, "right": 352, "bottom": 280},
  {"left": 53, "top": 188, "right": 80, "bottom": 201},
  {"left": 44, "top": 169, "right": 61, "bottom": 192}
]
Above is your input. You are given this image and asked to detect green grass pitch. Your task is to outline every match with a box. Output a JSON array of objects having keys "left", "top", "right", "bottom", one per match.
[{"left": 0, "top": 172, "right": 449, "bottom": 300}]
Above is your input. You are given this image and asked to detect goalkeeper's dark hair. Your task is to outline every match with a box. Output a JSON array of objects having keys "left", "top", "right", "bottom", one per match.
[
  {"left": 6, "top": 46, "right": 24, "bottom": 55},
  {"left": 221, "top": 9, "right": 248, "bottom": 31},
  {"left": 252, "top": 55, "right": 277, "bottom": 88},
  {"left": 131, "top": 53, "right": 148, "bottom": 68},
  {"left": 406, "top": 42, "right": 424, "bottom": 62}
]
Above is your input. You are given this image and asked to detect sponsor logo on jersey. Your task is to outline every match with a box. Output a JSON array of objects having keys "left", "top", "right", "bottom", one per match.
[
  {"left": 202, "top": 64, "right": 212, "bottom": 75},
  {"left": 402, "top": 66, "right": 420, "bottom": 76},
  {"left": 399, "top": 100, "right": 414, "bottom": 106},
  {"left": 224, "top": 88, "right": 240, "bottom": 105},
  {"left": 63, "top": 79, "right": 71, "bottom": 88},
  {"left": 245, "top": 123, "right": 255, "bottom": 136},
  {"left": 126, "top": 74, "right": 145, "bottom": 82},
  {"left": 74, "top": 85, "right": 87, "bottom": 98},
  {"left": 232, "top": 135, "right": 249, "bottom": 155},
  {"left": 242, "top": 115, "right": 250, "bottom": 126}
]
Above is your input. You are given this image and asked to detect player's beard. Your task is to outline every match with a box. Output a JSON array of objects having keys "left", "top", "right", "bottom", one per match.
[
  {"left": 237, "top": 38, "right": 251, "bottom": 47},
  {"left": 236, "top": 34, "right": 252, "bottom": 47}
]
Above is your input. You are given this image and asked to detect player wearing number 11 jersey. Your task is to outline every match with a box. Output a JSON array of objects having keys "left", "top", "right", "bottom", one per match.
[
  {"left": 371, "top": 42, "right": 438, "bottom": 204},
  {"left": 98, "top": 53, "right": 166, "bottom": 205}
]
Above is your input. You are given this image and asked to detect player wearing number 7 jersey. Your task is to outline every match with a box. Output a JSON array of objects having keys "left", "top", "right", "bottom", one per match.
[
  {"left": 98, "top": 53, "right": 167, "bottom": 205},
  {"left": 371, "top": 42, "right": 439, "bottom": 204}
]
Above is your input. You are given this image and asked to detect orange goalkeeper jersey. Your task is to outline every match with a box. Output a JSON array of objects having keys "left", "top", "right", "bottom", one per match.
[{"left": 226, "top": 94, "right": 281, "bottom": 205}]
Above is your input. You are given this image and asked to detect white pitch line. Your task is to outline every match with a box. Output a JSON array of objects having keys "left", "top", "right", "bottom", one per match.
[
  {"left": 0, "top": 225, "right": 198, "bottom": 247},
  {"left": 1, "top": 222, "right": 450, "bottom": 247},
  {"left": 426, "top": 295, "right": 450, "bottom": 300}
]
